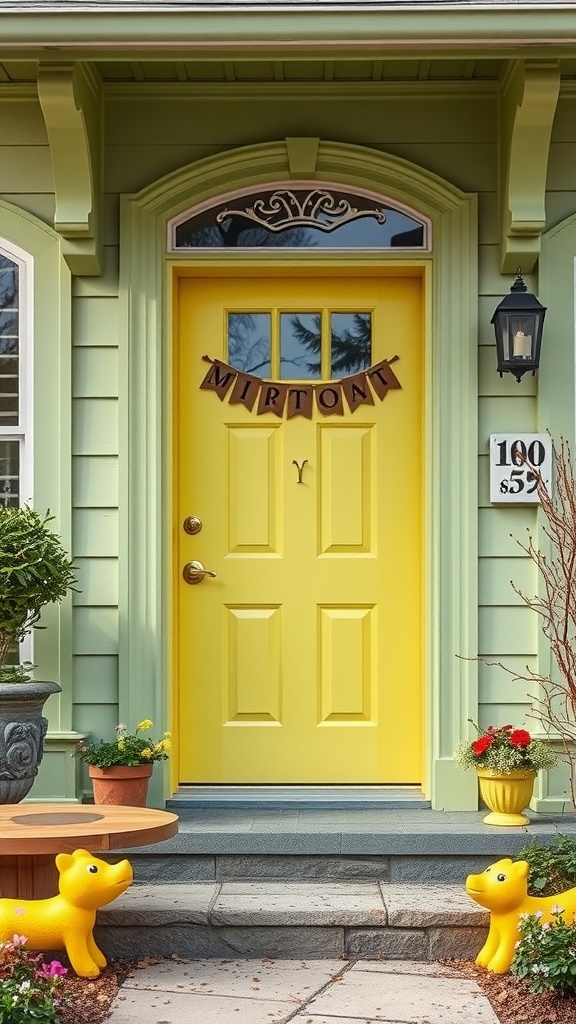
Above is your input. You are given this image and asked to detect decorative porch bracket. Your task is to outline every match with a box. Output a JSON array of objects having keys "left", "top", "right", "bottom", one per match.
[
  {"left": 500, "top": 59, "right": 560, "bottom": 274},
  {"left": 37, "top": 63, "right": 102, "bottom": 276}
]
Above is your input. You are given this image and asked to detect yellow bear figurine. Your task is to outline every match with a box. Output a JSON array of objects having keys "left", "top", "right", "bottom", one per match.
[
  {"left": 466, "top": 856, "right": 576, "bottom": 975},
  {"left": 0, "top": 848, "right": 133, "bottom": 978}
]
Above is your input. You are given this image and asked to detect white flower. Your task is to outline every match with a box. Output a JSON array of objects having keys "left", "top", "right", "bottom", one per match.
[
  {"left": 534, "top": 909, "right": 544, "bottom": 919},
  {"left": 18, "top": 981, "right": 30, "bottom": 993},
  {"left": 550, "top": 904, "right": 564, "bottom": 915},
  {"left": 541, "top": 922, "right": 551, "bottom": 931}
]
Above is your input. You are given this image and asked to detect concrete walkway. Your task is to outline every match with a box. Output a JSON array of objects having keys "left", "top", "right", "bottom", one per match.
[{"left": 106, "top": 956, "right": 499, "bottom": 1023}]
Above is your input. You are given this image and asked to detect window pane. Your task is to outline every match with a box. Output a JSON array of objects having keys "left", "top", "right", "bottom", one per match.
[
  {"left": 280, "top": 313, "right": 322, "bottom": 380},
  {"left": 0, "top": 256, "right": 18, "bottom": 427},
  {"left": 173, "top": 188, "right": 427, "bottom": 250},
  {"left": 0, "top": 439, "right": 19, "bottom": 507},
  {"left": 330, "top": 312, "right": 372, "bottom": 376},
  {"left": 227, "top": 312, "right": 271, "bottom": 377}
]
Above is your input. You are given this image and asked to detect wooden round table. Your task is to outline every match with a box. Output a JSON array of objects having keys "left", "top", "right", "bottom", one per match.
[{"left": 0, "top": 803, "right": 179, "bottom": 899}]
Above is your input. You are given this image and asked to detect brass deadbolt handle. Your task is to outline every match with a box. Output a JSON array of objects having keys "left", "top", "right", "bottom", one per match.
[{"left": 182, "top": 560, "right": 218, "bottom": 585}]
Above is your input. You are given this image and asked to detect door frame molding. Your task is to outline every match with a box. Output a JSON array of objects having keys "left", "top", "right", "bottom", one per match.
[{"left": 120, "top": 139, "right": 478, "bottom": 810}]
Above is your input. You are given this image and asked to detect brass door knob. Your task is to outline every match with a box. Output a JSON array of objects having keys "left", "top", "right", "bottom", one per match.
[{"left": 182, "top": 560, "right": 217, "bottom": 585}]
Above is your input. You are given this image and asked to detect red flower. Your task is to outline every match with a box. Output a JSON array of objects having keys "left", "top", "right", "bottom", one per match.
[
  {"left": 509, "top": 729, "right": 531, "bottom": 747},
  {"left": 472, "top": 736, "right": 493, "bottom": 756}
]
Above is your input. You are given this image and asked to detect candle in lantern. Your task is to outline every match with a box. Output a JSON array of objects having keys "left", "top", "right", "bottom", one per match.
[{"left": 512, "top": 331, "right": 531, "bottom": 358}]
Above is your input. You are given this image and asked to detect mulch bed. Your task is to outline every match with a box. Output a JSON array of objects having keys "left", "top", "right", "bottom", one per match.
[
  {"left": 58, "top": 958, "right": 142, "bottom": 1024},
  {"left": 447, "top": 959, "right": 576, "bottom": 1024}
]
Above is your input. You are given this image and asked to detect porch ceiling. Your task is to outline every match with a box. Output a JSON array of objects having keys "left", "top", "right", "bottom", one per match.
[
  {"left": 0, "top": 57, "right": 510, "bottom": 84},
  {"left": 3, "top": 57, "right": 576, "bottom": 85}
]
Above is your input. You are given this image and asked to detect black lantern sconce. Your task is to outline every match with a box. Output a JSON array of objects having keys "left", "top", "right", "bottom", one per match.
[{"left": 491, "top": 268, "right": 547, "bottom": 383}]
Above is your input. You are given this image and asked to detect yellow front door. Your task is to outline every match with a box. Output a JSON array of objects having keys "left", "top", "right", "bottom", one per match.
[{"left": 175, "top": 272, "right": 422, "bottom": 784}]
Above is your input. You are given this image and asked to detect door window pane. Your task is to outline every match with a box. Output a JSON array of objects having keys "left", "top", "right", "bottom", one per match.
[
  {"left": 227, "top": 312, "right": 271, "bottom": 377},
  {"left": 330, "top": 312, "right": 372, "bottom": 376},
  {"left": 279, "top": 313, "right": 322, "bottom": 380},
  {"left": 0, "top": 439, "right": 19, "bottom": 507}
]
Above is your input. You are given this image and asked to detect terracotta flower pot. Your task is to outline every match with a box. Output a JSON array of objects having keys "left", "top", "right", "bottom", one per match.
[
  {"left": 477, "top": 767, "right": 537, "bottom": 826},
  {"left": 88, "top": 763, "right": 153, "bottom": 806}
]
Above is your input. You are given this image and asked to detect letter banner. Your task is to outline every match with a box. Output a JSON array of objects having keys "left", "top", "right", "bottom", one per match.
[{"left": 200, "top": 355, "right": 401, "bottom": 418}]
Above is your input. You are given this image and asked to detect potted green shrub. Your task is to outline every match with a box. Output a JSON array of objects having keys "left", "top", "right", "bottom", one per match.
[{"left": 0, "top": 505, "right": 76, "bottom": 803}]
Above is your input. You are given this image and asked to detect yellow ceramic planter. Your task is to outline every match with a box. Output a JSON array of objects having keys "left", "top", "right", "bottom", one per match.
[{"left": 477, "top": 768, "right": 536, "bottom": 826}]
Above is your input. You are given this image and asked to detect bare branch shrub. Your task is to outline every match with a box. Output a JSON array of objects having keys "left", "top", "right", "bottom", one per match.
[{"left": 483, "top": 438, "right": 576, "bottom": 805}]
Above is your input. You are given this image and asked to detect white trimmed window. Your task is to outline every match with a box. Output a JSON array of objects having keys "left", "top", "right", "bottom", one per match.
[{"left": 0, "top": 242, "right": 33, "bottom": 668}]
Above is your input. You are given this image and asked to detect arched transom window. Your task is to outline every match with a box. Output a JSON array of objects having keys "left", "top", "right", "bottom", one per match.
[{"left": 168, "top": 184, "right": 430, "bottom": 251}]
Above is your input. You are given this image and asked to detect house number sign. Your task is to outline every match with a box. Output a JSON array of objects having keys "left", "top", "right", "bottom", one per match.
[
  {"left": 199, "top": 354, "right": 401, "bottom": 418},
  {"left": 489, "top": 433, "right": 552, "bottom": 504}
]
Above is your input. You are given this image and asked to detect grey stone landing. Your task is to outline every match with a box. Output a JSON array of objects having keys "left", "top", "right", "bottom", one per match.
[
  {"left": 110, "top": 805, "right": 576, "bottom": 885},
  {"left": 95, "top": 879, "right": 489, "bottom": 961}
]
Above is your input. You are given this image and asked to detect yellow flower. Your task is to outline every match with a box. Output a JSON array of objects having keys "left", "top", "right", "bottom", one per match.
[
  {"left": 154, "top": 739, "right": 171, "bottom": 753},
  {"left": 140, "top": 747, "right": 153, "bottom": 759},
  {"left": 163, "top": 731, "right": 172, "bottom": 739},
  {"left": 137, "top": 719, "right": 153, "bottom": 732},
  {"left": 117, "top": 739, "right": 125, "bottom": 751}
]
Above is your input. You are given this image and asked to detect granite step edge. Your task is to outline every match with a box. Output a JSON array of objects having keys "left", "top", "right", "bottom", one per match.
[{"left": 97, "top": 881, "right": 489, "bottom": 930}]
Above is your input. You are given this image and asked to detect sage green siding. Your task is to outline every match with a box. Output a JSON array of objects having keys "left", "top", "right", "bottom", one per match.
[{"left": 0, "top": 77, "right": 573, "bottom": 802}]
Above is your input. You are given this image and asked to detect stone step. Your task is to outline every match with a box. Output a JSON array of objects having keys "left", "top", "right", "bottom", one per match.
[{"left": 95, "top": 879, "right": 489, "bottom": 962}]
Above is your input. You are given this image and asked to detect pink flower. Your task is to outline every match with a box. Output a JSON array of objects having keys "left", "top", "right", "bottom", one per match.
[
  {"left": 11, "top": 935, "right": 27, "bottom": 946},
  {"left": 37, "top": 960, "right": 68, "bottom": 979}
]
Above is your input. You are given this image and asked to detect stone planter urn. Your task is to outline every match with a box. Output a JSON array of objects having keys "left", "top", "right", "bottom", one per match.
[{"left": 0, "top": 681, "right": 61, "bottom": 803}]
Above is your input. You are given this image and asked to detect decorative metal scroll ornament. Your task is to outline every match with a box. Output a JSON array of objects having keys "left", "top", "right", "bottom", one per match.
[
  {"left": 200, "top": 355, "right": 401, "bottom": 419},
  {"left": 215, "top": 189, "right": 386, "bottom": 234}
]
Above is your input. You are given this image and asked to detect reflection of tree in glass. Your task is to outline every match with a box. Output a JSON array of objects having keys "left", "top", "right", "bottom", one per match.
[
  {"left": 0, "top": 259, "right": 18, "bottom": 357},
  {"left": 288, "top": 312, "right": 371, "bottom": 377},
  {"left": 228, "top": 313, "right": 270, "bottom": 375},
  {"left": 178, "top": 221, "right": 316, "bottom": 249}
]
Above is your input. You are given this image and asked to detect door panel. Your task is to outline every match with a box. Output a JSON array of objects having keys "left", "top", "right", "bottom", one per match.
[{"left": 176, "top": 273, "right": 423, "bottom": 783}]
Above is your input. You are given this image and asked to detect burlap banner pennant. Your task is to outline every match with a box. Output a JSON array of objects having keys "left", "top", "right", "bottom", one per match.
[
  {"left": 199, "top": 357, "right": 237, "bottom": 399},
  {"left": 287, "top": 386, "right": 314, "bottom": 419},
  {"left": 341, "top": 372, "right": 375, "bottom": 412},
  {"left": 367, "top": 357, "right": 402, "bottom": 400},
  {"left": 228, "top": 372, "right": 261, "bottom": 411},
  {"left": 200, "top": 355, "right": 401, "bottom": 417}
]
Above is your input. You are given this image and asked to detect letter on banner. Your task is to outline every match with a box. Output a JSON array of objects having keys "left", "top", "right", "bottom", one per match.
[
  {"left": 316, "top": 384, "right": 344, "bottom": 415},
  {"left": 229, "top": 373, "right": 260, "bottom": 411},
  {"left": 287, "top": 387, "right": 313, "bottom": 419},
  {"left": 368, "top": 359, "right": 402, "bottom": 400},
  {"left": 200, "top": 359, "right": 237, "bottom": 399},
  {"left": 257, "top": 382, "right": 289, "bottom": 417},
  {"left": 341, "top": 373, "right": 374, "bottom": 412}
]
